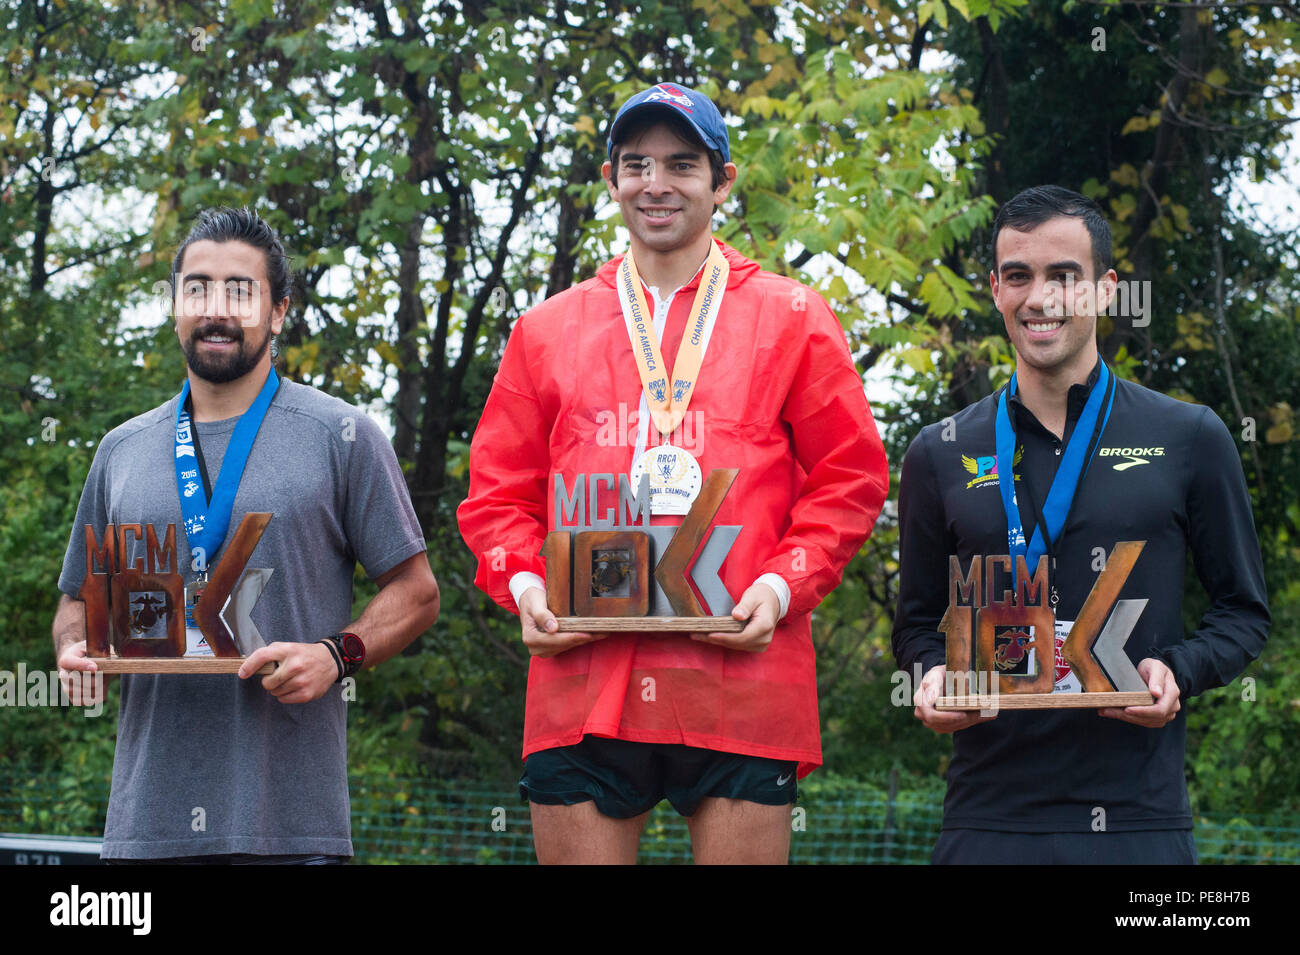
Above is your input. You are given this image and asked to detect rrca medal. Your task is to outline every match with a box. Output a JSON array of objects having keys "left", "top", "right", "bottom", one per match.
[
  {"left": 615, "top": 241, "right": 728, "bottom": 516},
  {"left": 630, "top": 444, "right": 702, "bottom": 515}
]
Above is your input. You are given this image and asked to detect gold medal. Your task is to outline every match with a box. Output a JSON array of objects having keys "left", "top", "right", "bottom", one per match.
[
  {"left": 616, "top": 241, "right": 728, "bottom": 513},
  {"left": 615, "top": 241, "right": 728, "bottom": 436}
]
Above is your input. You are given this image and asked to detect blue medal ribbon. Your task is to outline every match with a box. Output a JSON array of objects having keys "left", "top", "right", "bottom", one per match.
[
  {"left": 174, "top": 368, "right": 280, "bottom": 564},
  {"left": 995, "top": 363, "right": 1115, "bottom": 587}
]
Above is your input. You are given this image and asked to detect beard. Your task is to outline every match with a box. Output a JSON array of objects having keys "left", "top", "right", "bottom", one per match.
[{"left": 182, "top": 322, "right": 271, "bottom": 384}]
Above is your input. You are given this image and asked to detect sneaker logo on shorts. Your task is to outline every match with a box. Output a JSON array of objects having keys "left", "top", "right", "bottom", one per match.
[{"left": 776, "top": 772, "right": 793, "bottom": 787}]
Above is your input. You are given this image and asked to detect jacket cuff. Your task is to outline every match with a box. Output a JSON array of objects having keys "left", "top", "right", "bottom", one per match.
[
  {"left": 509, "top": 572, "right": 547, "bottom": 609},
  {"left": 1146, "top": 645, "right": 1194, "bottom": 699},
  {"left": 475, "top": 545, "right": 547, "bottom": 614},
  {"left": 753, "top": 573, "right": 791, "bottom": 619}
]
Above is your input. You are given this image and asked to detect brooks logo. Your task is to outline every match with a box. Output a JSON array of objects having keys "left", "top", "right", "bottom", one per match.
[{"left": 1098, "top": 446, "right": 1165, "bottom": 470}]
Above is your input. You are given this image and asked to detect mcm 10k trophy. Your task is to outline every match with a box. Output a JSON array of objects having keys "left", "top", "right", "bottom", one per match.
[
  {"left": 543, "top": 469, "right": 744, "bottom": 633},
  {"left": 935, "top": 541, "right": 1155, "bottom": 710},
  {"left": 77, "top": 513, "right": 275, "bottom": 674}
]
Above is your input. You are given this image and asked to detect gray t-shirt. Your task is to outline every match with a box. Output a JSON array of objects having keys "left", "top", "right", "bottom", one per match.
[{"left": 58, "top": 379, "right": 426, "bottom": 859}]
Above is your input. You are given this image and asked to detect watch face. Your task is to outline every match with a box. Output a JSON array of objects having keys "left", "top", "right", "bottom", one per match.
[{"left": 340, "top": 633, "right": 365, "bottom": 663}]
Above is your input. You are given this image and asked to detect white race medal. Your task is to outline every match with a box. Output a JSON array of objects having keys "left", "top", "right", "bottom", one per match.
[
  {"left": 1052, "top": 618, "right": 1082, "bottom": 693},
  {"left": 630, "top": 444, "right": 703, "bottom": 515},
  {"left": 184, "top": 576, "right": 215, "bottom": 658}
]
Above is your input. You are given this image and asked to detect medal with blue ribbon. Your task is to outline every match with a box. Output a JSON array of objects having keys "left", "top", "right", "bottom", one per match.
[
  {"left": 995, "top": 362, "right": 1116, "bottom": 601},
  {"left": 174, "top": 368, "right": 280, "bottom": 573}
]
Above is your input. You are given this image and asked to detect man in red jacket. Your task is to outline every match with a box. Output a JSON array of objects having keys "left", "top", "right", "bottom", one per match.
[{"left": 457, "top": 83, "right": 888, "bottom": 864}]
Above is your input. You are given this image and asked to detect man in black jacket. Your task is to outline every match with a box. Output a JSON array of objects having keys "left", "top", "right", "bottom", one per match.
[{"left": 892, "top": 185, "right": 1269, "bottom": 864}]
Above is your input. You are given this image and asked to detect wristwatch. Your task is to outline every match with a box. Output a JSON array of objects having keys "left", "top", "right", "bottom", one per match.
[{"left": 318, "top": 632, "right": 365, "bottom": 682}]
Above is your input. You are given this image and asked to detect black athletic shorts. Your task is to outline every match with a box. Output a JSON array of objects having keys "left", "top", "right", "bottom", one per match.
[
  {"left": 520, "top": 735, "right": 798, "bottom": 818},
  {"left": 932, "top": 829, "right": 1197, "bottom": 865}
]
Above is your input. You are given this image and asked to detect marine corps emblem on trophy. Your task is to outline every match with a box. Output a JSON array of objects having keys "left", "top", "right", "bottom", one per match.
[
  {"left": 77, "top": 513, "right": 275, "bottom": 673},
  {"left": 935, "top": 542, "right": 1155, "bottom": 709}
]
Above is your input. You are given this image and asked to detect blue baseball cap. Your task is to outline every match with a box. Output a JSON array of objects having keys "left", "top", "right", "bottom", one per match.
[{"left": 607, "top": 83, "right": 730, "bottom": 163}]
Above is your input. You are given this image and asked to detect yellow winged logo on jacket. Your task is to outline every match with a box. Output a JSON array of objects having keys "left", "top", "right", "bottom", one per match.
[{"left": 962, "top": 446, "right": 1022, "bottom": 489}]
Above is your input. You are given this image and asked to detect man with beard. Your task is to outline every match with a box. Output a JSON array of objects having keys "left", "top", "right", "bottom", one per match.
[{"left": 53, "top": 207, "right": 439, "bottom": 863}]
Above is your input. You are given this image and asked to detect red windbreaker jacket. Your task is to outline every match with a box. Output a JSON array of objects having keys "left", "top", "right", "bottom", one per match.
[{"left": 457, "top": 240, "right": 889, "bottom": 775}]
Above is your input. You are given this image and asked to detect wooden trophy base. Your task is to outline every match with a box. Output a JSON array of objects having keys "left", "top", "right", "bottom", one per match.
[
  {"left": 88, "top": 657, "right": 275, "bottom": 675},
  {"left": 555, "top": 616, "right": 744, "bottom": 633},
  {"left": 936, "top": 691, "right": 1154, "bottom": 710}
]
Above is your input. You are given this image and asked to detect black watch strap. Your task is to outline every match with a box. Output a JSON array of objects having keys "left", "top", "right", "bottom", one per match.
[
  {"left": 319, "top": 632, "right": 365, "bottom": 681},
  {"left": 316, "top": 638, "right": 344, "bottom": 682}
]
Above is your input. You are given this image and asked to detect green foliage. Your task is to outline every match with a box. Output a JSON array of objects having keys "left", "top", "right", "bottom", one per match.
[
  {"left": 2, "top": 0, "right": 1297, "bottom": 834},
  {"left": 1185, "top": 578, "right": 1300, "bottom": 816},
  {"left": 937, "top": 0, "right": 1300, "bottom": 814}
]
